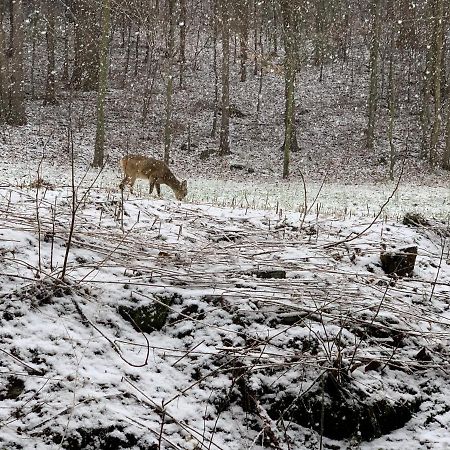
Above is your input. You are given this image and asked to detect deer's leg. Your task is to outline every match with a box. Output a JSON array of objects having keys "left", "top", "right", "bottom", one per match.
[
  {"left": 149, "top": 177, "right": 155, "bottom": 195},
  {"left": 129, "top": 176, "right": 137, "bottom": 194},
  {"left": 119, "top": 175, "right": 130, "bottom": 191}
]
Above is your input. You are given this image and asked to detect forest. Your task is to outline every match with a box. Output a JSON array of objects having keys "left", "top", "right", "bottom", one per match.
[
  {"left": 0, "top": 0, "right": 450, "bottom": 176},
  {"left": 0, "top": 0, "right": 449, "bottom": 449}
]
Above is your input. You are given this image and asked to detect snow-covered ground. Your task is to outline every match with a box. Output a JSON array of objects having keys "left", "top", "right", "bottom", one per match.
[
  {"left": 0, "top": 174, "right": 449, "bottom": 449},
  {"left": 0, "top": 158, "right": 448, "bottom": 221},
  {"left": 0, "top": 30, "right": 449, "bottom": 448}
]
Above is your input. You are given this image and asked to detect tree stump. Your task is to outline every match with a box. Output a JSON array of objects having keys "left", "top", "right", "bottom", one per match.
[{"left": 380, "top": 245, "right": 418, "bottom": 277}]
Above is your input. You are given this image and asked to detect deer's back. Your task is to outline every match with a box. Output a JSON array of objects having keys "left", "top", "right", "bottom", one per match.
[{"left": 121, "top": 155, "right": 167, "bottom": 179}]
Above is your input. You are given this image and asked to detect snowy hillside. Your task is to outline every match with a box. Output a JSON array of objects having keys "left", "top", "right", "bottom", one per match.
[
  {"left": 0, "top": 176, "right": 449, "bottom": 449},
  {"left": 1, "top": 0, "right": 450, "bottom": 447}
]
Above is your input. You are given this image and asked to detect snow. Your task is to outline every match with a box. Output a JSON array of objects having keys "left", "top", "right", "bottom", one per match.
[
  {"left": 0, "top": 169, "right": 449, "bottom": 449},
  {"left": 0, "top": 24, "right": 449, "bottom": 448}
]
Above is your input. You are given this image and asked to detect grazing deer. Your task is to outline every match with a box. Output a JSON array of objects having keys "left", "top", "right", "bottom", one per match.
[{"left": 119, "top": 155, "right": 188, "bottom": 201}]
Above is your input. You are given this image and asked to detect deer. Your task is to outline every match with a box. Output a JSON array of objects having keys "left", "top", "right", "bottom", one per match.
[{"left": 119, "top": 155, "right": 188, "bottom": 201}]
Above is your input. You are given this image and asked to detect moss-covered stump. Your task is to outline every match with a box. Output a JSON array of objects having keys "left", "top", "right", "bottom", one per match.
[{"left": 118, "top": 292, "right": 181, "bottom": 333}]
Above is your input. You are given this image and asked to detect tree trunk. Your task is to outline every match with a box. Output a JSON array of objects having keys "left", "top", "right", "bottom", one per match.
[
  {"left": 253, "top": 0, "right": 258, "bottom": 76},
  {"left": 280, "top": 0, "right": 299, "bottom": 179},
  {"left": 43, "top": 2, "right": 59, "bottom": 106},
  {"left": 61, "top": 12, "right": 70, "bottom": 84},
  {"left": 387, "top": 36, "right": 396, "bottom": 181},
  {"left": 164, "top": 0, "right": 176, "bottom": 164},
  {"left": 30, "top": 11, "right": 38, "bottom": 100},
  {"left": 420, "top": 50, "right": 432, "bottom": 159},
  {"left": 7, "top": 0, "right": 26, "bottom": 126},
  {"left": 239, "top": 2, "right": 249, "bottom": 82},
  {"left": 366, "top": 0, "right": 382, "bottom": 150},
  {"left": 272, "top": 0, "right": 278, "bottom": 54},
  {"left": 71, "top": 0, "right": 99, "bottom": 91},
  {"left": 142, "top": 42, "right": 158, "bottom": 124},
  {"left": 314, "top": 0, "right": 326, "bottom": 82},
  {"left": 429, "top": 0, "right": 444, "bottom": 165},
  {"left": 219, "top": 0, "right": 231, "bottom": 155},
  {"left": 283, "top": 56, "right": 296, "bottom": 178},
  {"left": 93, "top": 0, "right": 111, "bottom": 168},
  {"left": 256, "top": 39, "right": 264, "bottom": 122},
  {"left": 443, "top": 99, "right": 450, "bottom": 170},
  {"left": 179, "top": 0, "right": 187, "bottom": 88},
  {"left": 0, "top": 0, "right": 6, "bottom": 120},
  {"left": 122, "top": 20, "right": 132, "bottom": 87},
  {"left": 211, "top": 0, "right": 219, "bottom": 138},
  {"left": 134, "top": 26, "right": 140, "bottom": 77}
]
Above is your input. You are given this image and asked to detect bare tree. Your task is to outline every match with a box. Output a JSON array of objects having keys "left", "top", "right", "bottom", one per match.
[
  {"left": 238, "top": 0, "right": 249, "bottom": 82},
  {"left": 219, "top": 0, "right": 231, "bottom": 155},
  {"left": 429, "top": 0, "right": 444, "bottom": 165},
  {"left": 2, "top": 0, "right": 27, "bottom": 125},
  {"left": 61, "top": 6, "right": 70, "bottom": 84},
  {"left": 0, "top": 0, "right": 6, "bottom": 120},
  {"left": 179, "top": 0, "right": 187, "bottom": 88},
  {"left": 443, "top": 102, "right": 450, "bottom": 170},
  {"left": 93, "top": 0, "right": 111, "bottom": 168},
  {"left": 313, "top": 0, "right": 327, "bottom": 82},
  {"left": 366, "top": 0, "right": 382, "bottom": 150},
  {"left": 71, "top": 0, "right": 100, "bottom": 91},
  {"left": 43, "top": 1, "right": 59, "bottom": 106},
  {"left": 121, "top": 17, "right": 132, "bottom": 87},
  {"left": 211, "top": 0, "right": 219, "bottom": 137},
  {"left": 164, "top": 0, "right": 176, "bottom": 164},
  {"left": 280, "top": 0, "right": 300, "bottom": 178},
  {"left": 387, "top": 31, "right": 396, "bottom": 181},
  {"left": 29, "top": 9, "right": 39, "bottom": 100}
]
